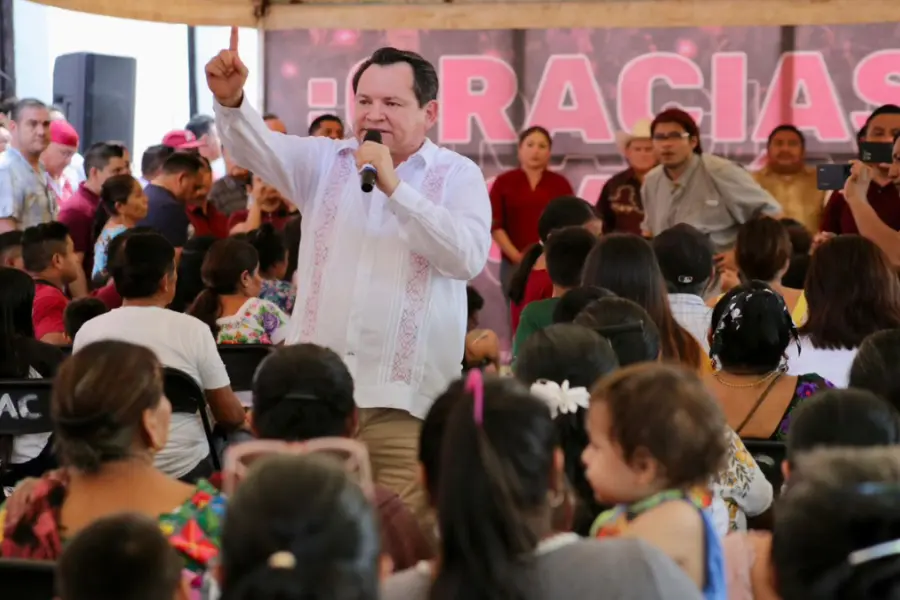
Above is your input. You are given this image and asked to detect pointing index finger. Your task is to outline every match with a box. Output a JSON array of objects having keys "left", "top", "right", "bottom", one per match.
[{"left": 229, "top": 26, "right": 239, "bottom": 53}]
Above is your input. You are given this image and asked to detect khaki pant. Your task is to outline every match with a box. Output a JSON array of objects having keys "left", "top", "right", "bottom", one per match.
[{"left": 357, "top": 407, "right": 430, "bottom": 529}]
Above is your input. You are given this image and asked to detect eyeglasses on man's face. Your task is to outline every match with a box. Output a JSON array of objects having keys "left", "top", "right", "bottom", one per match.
[{"left": 652, "top": 132, "right": 692, "bottom": 142}]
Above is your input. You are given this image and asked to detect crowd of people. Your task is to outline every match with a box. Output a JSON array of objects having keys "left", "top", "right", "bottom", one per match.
[{"left": 1, "top": 26, "right": 900, "bottom": 600}]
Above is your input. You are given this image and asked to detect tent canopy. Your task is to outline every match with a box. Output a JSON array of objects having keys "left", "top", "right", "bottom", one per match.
[{"left": 29, "top": 0, "right": 900, "bottom": 30}]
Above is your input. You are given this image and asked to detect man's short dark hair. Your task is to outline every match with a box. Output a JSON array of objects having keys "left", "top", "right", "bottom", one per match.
[
  {"left": 767, "top": 124, "right": 806, "bottom": 149},
  {"left": 0, "top": 230, "right": 22, "bottom": 258},
  {"left": 64, "top": 297, "right": 108, "bottom": 339},
  {"left": 83, "top": 142, "right": 125, "bottom": 176},
  {"left": 308, "top": 113, "right": 343, "bottom": 136},
  {"left": 21, "top": 221, "right": 70, "bottom": 273},
  {"left": 352, "top": 47, "right": 438, "bottom": 107},
  {"left": 140, "top": 144, "right": 175, "bottom": 178},
  {"left": 863, "top": 104, "right": 900, "bottom": 133},
  {"left": 11, "top": 98, "right": 48, "bottom": 122},
  {"left": 110, "top": 232, "right": 176, "bottom": 299},
  {"left": 160, "top": 151, "right": 207, "bottom": 176},
  {"left": 545, "top": 226, "right": 597, "bottom": 288},
  {"left": 185, "top": 114, "right": 215, "bottom": 138},
  {"left": 58, "top": 513, "right": 183, "bottom": 600}
]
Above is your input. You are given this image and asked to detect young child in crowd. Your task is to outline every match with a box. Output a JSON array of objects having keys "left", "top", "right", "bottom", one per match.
[
  {"left": 64, "top": 297, "right": 108, "bottom": 341},
  {"left": 583, "top": 362, "right": 728, "bottom": 599},
  {"left": 57, "top": 512, "right": 190, "bottom": 600},
  {"left": 247, "top": 223, "right": 295, "bottom": 314}
]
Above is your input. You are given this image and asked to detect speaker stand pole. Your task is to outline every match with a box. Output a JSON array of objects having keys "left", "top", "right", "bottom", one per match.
[{"left": 187, "top": 25, "right": 198, "bottom": 117}]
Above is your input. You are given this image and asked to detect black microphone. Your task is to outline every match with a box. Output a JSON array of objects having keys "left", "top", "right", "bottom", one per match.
[{"left": 360, "top": 130, "right": 382, "bottom": 193}]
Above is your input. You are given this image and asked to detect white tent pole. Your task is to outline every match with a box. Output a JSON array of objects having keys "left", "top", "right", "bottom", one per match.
[{"left": 256, "top": 24, "right": 265, "bottom": 112}]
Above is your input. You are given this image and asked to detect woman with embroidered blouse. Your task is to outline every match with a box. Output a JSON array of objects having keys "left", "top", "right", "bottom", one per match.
[
  {"left": 705, "top": 281, "right": 832, "bottom": 443},
  {"left": 187, "top": 237, "right": 289, "bottom": 345},
  {"left": 0, "top": 340, "right": 225, "bottom": 590}
]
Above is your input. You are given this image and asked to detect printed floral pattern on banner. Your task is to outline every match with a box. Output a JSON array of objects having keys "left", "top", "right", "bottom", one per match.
[{"left": 216, "top": 297, "right": 289, "bottom": 345}]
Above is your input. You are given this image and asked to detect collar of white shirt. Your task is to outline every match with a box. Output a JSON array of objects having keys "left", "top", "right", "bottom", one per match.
[{"left": 336, "top": 136, "right": 438, "bottom": 170}]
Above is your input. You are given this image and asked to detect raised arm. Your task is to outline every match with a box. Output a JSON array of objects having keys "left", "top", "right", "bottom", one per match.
[
  {"left": 843, "top": 161, "right": 900, "bottom": 266},
  {"left": 207, "top": 27, "right": 327, "bottom": 213}
]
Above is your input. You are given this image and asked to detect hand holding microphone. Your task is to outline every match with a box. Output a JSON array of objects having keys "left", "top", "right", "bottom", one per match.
[{"left": 355, "top": 130, "right": 400, "bottom": 196}]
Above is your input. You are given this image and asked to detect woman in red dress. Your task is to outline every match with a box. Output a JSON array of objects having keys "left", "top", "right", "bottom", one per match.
[{"left": 490, "top": 127, "right": 574, "bottom": 289}]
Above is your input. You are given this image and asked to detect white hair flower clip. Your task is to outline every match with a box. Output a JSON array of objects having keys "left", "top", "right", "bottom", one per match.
[{"left": 530, "top": 379, "right": 590, "bottom": 419}]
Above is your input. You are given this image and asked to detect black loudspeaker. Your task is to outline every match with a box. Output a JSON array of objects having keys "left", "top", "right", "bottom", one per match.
[{"left": 52, "top": 52, "right": 136, "bottom": 154}]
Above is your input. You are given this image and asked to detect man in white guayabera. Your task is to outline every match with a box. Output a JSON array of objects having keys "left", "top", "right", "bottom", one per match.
[{"left": 206, "top": 28, "right": 492, "bottom": 521}]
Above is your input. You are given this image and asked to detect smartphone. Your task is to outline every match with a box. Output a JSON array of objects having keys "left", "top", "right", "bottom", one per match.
[
  {"left": 817, "top": 164, "right": 852, "bottom": 191},
  {"left": 859, "top": 142, "right": 894, "bottom": 164}
]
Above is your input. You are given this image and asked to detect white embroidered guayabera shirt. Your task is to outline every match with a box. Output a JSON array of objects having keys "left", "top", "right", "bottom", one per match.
[{"left": 214, "top": 100, "right": 492, "bottom": 419}]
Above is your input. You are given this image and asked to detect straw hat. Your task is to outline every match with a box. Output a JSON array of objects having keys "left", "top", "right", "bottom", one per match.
[{"left": 615, "top": 118, "right": 653, "bottom": 155}]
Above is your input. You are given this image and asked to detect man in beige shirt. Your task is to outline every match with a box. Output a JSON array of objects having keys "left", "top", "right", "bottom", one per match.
[{"left": 753, "top": 125, "right": 824, "bottom": 233}]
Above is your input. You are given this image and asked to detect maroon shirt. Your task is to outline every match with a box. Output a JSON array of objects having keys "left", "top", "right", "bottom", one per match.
[
  {"left": 58, "top": 182, "right": 101, "bottom": 276},
  {"left": 188, "top": 202, "right": 230, "bottom": 239},
  {"left": 820, "top": 182, "right": 900, "bottom": 234},
  {"left": 490, "top": 169, "right": 574, "bottom": 252},
  {"left": 92, "top": 281, "right": 122, "bottom": 310},
  {"left": 596, "top": 167, "right": 644, "bottom": 235}
]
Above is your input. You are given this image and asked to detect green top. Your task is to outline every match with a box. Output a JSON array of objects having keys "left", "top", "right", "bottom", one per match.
[{"left": 512, "top": 298, "right": 560, "bottom": 358}]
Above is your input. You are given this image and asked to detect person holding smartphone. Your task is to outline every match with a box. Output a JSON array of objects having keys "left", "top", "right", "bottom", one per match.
[
  {"left": 834, "top": 132, "right": 900, "bottom": 267},
  {"left": 820, "top": 104, "right": 900, "bottom": 236}
]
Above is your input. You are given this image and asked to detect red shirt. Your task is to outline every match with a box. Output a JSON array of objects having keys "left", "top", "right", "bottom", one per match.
[
  {"left": 820, "top": 182, "right": 900, "bottom": 234},
  {"left": 226, "top": 209, "right": 293, "bottom": 233},
  {"left": 33, "top": 280, "right": 69, "bottom": 340},
  {"left": 188, "top": 202, "right": 230, "bottom": 239},
  {"left": 510, "top": 268, "right": 553, "bottom": 333},
  {"left": 92, "top": 281, "right": 122, "bottom": 310},
  {"left": 490, "top": 169, "right": 574, "bottom": 253},
  {"left": 58, "top": 182, "right": 101, "bottom": 276}
]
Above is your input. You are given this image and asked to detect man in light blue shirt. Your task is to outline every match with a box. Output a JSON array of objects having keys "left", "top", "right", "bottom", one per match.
[{"left": 0, "top": 98, "right": 54, "bottom": 232}]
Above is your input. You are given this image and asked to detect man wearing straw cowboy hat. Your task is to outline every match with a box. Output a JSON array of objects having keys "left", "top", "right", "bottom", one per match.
[{"left": 595, "top": 118, "right": 657, "bottom": 234}]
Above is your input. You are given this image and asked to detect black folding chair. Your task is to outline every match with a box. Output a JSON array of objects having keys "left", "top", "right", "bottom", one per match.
[
  {"left": 744, "top": 439, "right": 787, "bottom": 492},
  {"left": 0, "top": 379, "right": 54, "bottom": 437},
  {"left": 162, "top": 368, "right": 220, "bottom": 470},
  {"left": 0, "top": 558, "right": 56, "bottom": 600},
  {"left": 217, "top": 344, "right": 273, "bottom": 393}
]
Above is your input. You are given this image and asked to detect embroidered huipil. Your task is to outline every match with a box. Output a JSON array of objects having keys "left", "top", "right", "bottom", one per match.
[{"left": 214, "top": 100, "right": 492, "bottom": 419}]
